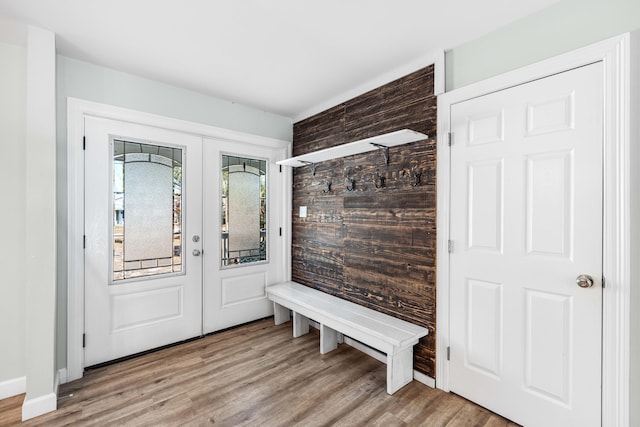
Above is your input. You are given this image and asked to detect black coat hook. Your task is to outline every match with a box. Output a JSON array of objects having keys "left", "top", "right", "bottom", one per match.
[
  {"left": 375, "top": 172, "right": 386, "bottom": 189},
  {"left": 345, "top": 176, "right": 356, "bottom": 191},
  {"left": 322, "top": 180, "right": 332, "bottom": 193},
  {"left": 411, "top": 167, "right": 422, "bottom": 187}
]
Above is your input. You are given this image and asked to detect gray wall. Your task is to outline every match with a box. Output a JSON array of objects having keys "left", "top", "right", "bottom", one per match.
[
  {"left": 55, "top": 56, "right": 293, "bottom": 369},
  {"left": 0, "top": 41, "right": 26, "bottom": 385},
  {"left": 446, "top": 0, "right": 640, "bottom": 90}
]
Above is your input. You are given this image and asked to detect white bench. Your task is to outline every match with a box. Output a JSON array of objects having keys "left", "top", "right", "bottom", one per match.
[{"left": 266, "top": 281, "right": 429, "bottom": 394}]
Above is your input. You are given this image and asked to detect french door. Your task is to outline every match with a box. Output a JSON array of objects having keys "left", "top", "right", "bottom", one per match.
[
  {"left": 202, "top": 138, "right": 285, "bottom": 333},
  {"left": 84, "top": 117, "right": 283, "bottom": 367},
  {"left": 448, "top": 63, "right": 603, "bottom": 426}
]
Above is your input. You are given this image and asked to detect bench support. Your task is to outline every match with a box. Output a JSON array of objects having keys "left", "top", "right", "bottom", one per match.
[
  {"left": 293, "top": 311, "right": 309, "bottom": 338},
  {"left": 320, "top": 324, "right": 338, "bottom": 354},
  {"left": 273, "top": 302, "right": 290, "bottom": 325},
  {"left": 387, "top": 346, "right": 414, "bottom": 394}
]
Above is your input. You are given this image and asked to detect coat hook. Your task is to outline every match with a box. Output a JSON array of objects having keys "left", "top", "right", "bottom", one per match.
[
  {"left": 345, "top": 176, "right": 356, "bottom": 191},
  {"left": 375, "top": 171, "right": 386, "bottom": 189},
  {"left": 411, "top": 167, "right": 422, "bottom": 187},
  {"left": 322, "top": 180, "right": 332, "bottom": 193}
]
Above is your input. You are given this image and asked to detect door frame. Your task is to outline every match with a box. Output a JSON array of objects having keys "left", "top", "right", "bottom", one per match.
[
  {"left": 67, "top": 98, "right": 292, "bottom": 382},
  {"left": 437, "top": 33, "right": 636, "bottom": 426}
]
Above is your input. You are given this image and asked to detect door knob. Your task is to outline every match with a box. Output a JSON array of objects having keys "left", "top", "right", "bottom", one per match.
[
  {"left": 576, "top": 274, "right": 594, "bottom": 288},
  {"left": 192, "top": 249, "right": 202, "bottom": 256}
]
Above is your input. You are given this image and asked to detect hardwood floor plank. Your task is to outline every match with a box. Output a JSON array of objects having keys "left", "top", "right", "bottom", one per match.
[
  {"left": 1, "top": 319, "right": 518, "bottom": 426},
  {"left": 0, "top": 394, "right": 23, "bottom": 426},
  {"left": 445, "top": 402, "right": 492, "bottom": 427}
]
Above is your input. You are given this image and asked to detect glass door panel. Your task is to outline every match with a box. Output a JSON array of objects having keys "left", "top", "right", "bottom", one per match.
[
  {"left": 112, "top": 139, "right": 183, "bottom": 282},
  {"left": 221, "top": 155, "right": 267, "bottom": 267}
]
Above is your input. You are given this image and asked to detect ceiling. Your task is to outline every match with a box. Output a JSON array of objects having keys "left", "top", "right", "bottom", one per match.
[{"left": 0, "top": 0, "right": 559, "bottom": 120}]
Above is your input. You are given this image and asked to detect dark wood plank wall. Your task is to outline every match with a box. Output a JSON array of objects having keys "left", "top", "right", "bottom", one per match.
[{"left": 291, "top": 65, "right": 437, "bottom": 376}]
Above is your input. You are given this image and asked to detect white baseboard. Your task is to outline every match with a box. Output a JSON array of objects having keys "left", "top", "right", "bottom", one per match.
[
  {"left": 21, "top": 370, "right": 59, "bottom": 421},
  {"left": 21, "top": 391, "right": 57, "bottom": 421},
  {"left": 0, "top": 376, "right": 26, "bottom": 400},
  {"left": 308, "top": 320, "right": 436, "bottom": 388},
  {"left": 413, "top": 370, "right": 436, "bottom": 388}
]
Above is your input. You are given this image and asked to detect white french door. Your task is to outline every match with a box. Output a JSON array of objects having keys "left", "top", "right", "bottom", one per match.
[
  {"left": 84, "top": 117, "right": 203, "bottom": 366},
  {"left": 202, "top": 138, "right": 284, "bottom": 333},
  {"left": 448, "top": 63, "right": 603, "bottom": 426},
  {"left": 84, "top": 117, "right": 283, "bottom": 367}
]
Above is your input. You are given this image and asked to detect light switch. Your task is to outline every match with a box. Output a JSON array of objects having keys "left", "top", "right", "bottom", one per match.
[{"left": 299, "top": 206, "right": 307, "bottom": 218}]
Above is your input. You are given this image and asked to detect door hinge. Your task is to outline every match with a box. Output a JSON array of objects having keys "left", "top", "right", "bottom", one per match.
[
  {"left": 279, "top": 227, "right": 282, "bottom": 236},
  {"left": 448, "top": 132, "right": 453, "bottom": 147},
  {"left": 447, "top": 346, "right": 450, "bottom": 361},
  {"left": 279, "top": 165, "right": 282, "bottom": 173},
  {"left": 448, "top": 240, "right": 453, "bottom": 253},
  {"left": 602, "top": 276, "right": 606, "bottom": 288},
  {"left": 83, "top": 235, "right": 86, "bottom": 249},
  {"left": 83, "top": 136, "right": 86, "bottom": 150},
  {"left": 82, "top": 333, "right": 86, "bottom": 348}
]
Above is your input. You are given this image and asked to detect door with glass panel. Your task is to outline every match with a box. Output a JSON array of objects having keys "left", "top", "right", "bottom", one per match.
[
  {"left": 202, "top": 139, "right": 285, "bottom": 333},
  {"left": 84, "top": 117, "right": 203, "bottom": 366}
]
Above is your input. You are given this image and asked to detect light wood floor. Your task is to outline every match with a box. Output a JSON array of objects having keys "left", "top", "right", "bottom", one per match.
[{"left": 0, "top": 319, "right": 519, "bottom": 426}]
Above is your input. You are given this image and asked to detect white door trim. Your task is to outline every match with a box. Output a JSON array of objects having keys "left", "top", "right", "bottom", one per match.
[
  {"left": 436, "top": 33, "right": 634, "bottom": 426},
  {"left": 67, "top": 98, "right": 292, "bottom": 381}
]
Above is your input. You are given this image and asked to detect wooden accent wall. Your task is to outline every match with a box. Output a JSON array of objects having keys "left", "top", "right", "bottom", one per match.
[{"left": 291, "top": 65, "right": 437, "bottom": 376}]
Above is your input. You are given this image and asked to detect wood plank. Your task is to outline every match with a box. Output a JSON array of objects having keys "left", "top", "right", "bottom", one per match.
[
  {"left": 0, "top": 394, "right": 23, "bottom": 426},
  {"left": 2, "top": 319, "right": 519, "bottom": 426}
]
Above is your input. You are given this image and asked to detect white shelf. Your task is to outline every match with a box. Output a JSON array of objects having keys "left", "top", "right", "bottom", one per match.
[{"left": 277, "top": 129, "right": 428, "bottom": 168}]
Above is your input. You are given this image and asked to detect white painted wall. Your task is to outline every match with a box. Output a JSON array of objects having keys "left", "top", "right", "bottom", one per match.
[
  {"left": 55, "top": 56, "right": 293, "bottom": 370},
  {"left": 446, "top": 0, "right": 640, "bottom": 90},
  {"left": 0, "top": 41, "right": 26, "bottom": 387}
]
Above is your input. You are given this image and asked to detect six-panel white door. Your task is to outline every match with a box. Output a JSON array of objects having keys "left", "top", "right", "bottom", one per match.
[
  {"left": 84, "top": 117, "right": 203, "bottom": 366},
  {"left": 449, "top": 63, "right": 603, "bottom": 426}
]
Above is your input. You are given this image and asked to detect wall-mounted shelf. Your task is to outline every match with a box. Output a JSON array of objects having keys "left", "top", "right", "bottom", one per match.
[{"left": 277, "top": 129, "right": 428, "bottom": 171}]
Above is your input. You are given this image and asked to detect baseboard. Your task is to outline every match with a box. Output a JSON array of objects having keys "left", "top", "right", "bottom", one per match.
[
  {"left": 308, "top": 320, "right": 436, "bottom": 388},
  {"left": 21, "top": 370, "right": 59, "bottom": 421},
  {"left": 21, "top": 391, "right": 57, "bottom": 421},
  {"left": 0, "top": 376, "right": 26, "bottom": 400},
  {"left": 413, "top": 370, "right": 435, "bottom": 388}
]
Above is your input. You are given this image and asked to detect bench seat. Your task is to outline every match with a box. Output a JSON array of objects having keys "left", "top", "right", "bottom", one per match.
[{"left": 267, "top": 281, "right": 429, "bottom": 394}]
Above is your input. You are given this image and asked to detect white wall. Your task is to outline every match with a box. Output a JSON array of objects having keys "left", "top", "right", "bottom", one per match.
[
  {"left": 55, "top": 56, "right": 293, "bottom": 370},
  {"left": 0, "top": 41, "right": 26, "bottom": 387},
  {"left": 446, "top": 0, "right": 640, "bottom": 90}
]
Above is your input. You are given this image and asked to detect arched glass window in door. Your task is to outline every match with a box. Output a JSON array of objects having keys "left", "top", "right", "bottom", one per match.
[
  {"left": 221, "top": 155, "right": 267, "bottom": 267},
  {"left": 112, "top": 139, "right": 183, "bottom": 281}
]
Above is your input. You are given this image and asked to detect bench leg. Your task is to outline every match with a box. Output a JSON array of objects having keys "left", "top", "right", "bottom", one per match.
[
  {"left": 320, "top": 324, "right": 338, "bottom": 354},
  {"left": 273, "top": 302, "right": 290, "bottom": 325},
  {"left": 387, "top": 346, "right": 414, "bottom": 395},
  {"left": 292, "top": 311, "right": 309, "bottom": 338}
]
